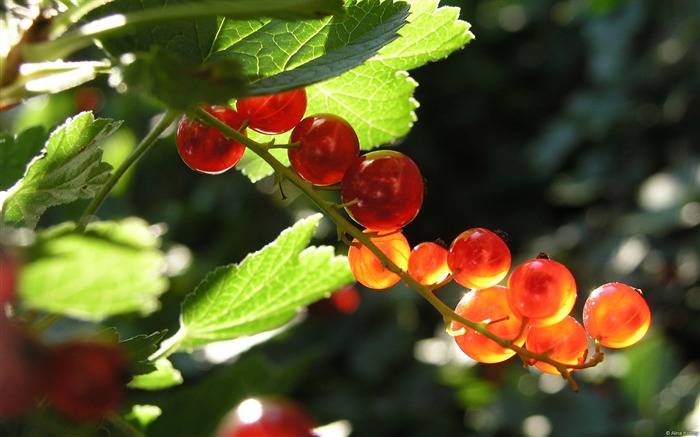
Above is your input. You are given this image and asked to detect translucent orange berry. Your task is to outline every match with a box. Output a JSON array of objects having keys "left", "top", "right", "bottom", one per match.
[
  {"left": 451, "top": 286, "right": 527, "bottom": 363},
  {"left": 447, "top": 228, "right": 511, "bottom": 289},
  {"left": 583, "top": 282, "right": 651, "bottom": 348},
  {"left": 407, "top": 241, "right": 451, "bottom": 286},
  {"left": 348, "top": 230, "right": 410, "bottom": 289},
  {"left": 526, "top": 315, "right": 589, "bottom": 375},
  {"left": 506, "top": 257, "right": 576, "bottom": 327}
]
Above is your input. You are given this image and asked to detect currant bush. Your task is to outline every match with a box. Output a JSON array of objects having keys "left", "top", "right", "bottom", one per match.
[
  {"left": 583, "top": 282, "right": 651, "bottom": 348},
  {"left": 347, "top": 230, "right": 410, "bottom": 289},
  {"left": 506, "top": 257, "right": 577, "bottom": 327},
  {"left": 525, "top": 315, "right": 589, "bottom": 375},
  {"left": 451, "top": 286, "right": 527, "bottom": 363},
  {"left": 176, "top": 106, "right": 247, "bottom": 174},
  {"left": 45, "top": 340, "right": 131, "bottom": 422},
  {"left": 235, "top": 89, "right": 307, "bottom": 135},
  {"left": 446, "top": 228, "right": 511, "bottom": 289},
  {"left": 341, "top": 150, "right": 424, "bottom": 231},
  {"left": 407, "top": 241, "right": 451, "bottom": 286},
  {"left": 288, "top": 114, "right": 360, "bottom": 185}
]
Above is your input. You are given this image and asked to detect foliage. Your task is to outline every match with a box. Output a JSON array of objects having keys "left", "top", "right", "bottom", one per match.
[{"left": 1, "top": 0, "right": 698, "bottom": 436}]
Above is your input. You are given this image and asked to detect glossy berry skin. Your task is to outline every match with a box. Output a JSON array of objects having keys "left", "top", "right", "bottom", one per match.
[
  {"left": 451, "top": 286, "right": 527, "bottom": 363},
  {"left": 583, "top": 282, "right": 651, "bottom": 348},
  {"left": 506, "top": 258, "right": 577, "bottom": 327},
  {"left": 176, "top": 106, "right": 246, "bottom": 174},
  {"left": 46, "top": 340, "right": 130, "bottom": 422},
  {"left": 0, "top": 315, "right": 48, "bottom": 418},
  {"left": 447, "top": 228, "right": 511, "bottom": 289},
  {"left": 341, "top": 150, "right": 424, "bottom": 231},
  {"left": 216, "top": 397, "right": 317, "bottom": 437},
  {"left": 348, "top": 230, "right": 410, "bottom": 289},
  {"left": 526, "top": 315, "right": 589, "bottom": 375},
  {"left": 236, "top": 89, "right": 307, "bottom": 135},
  {"left": 408, "top": 241, "right": 451, "bottom": 286},
  {"left": 289, "top": 114, "right": 360, "bottom": 185}
]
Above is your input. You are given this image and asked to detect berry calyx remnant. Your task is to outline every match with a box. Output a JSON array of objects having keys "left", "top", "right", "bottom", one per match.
[
  {"left": 452, "top": 286, "right": 527, "bottom": 363},
  {"left": 506, "top": 257, "right": 577, "bottom": 327},
  {"left": 236, "top": 89, "right": 307, "bottom": 135},
  {"left": 407, "top": 241, "right": 451, "bottom": 286},
  {"left": 341, "top": 150, "right": 424, "bottom": 231},
  {"left": 447, "top": 228, "right": 511, "bottom": 289},
  {"left": 347, "top": 230, "right": 410, "bottom": 289},
  {"left": 583, "top": 282, "right": 651, "bottom": 348},
  {"left": 525, "top": 315, "right": 589, "bottom": 375},
  {"left": 289, "top": 114, "right": 360, "bottom": 185},
  {"left": 176, "top": 106, "right": 247, "bottom": 174},
  {"left": 45, "top": 340, "right": 131, "bottom": 422}
]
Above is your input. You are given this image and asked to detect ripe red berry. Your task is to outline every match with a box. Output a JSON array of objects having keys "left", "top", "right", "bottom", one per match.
[
  {"left": 46, "top": 340, "right": 130, "bottom": 422},
  {"left": 236, "top": 89, "right": 307, "bottom": 135},
  {"left": 341, "top": 150, "right": 424, "bottom": 231},
  {"left": 0, "top": 315, "right": 48, "bottom": 418},
  {"left": 407, "top": 241, "right": 451, "bottom": 286},
  {"left": 0, "top": 254, "right": 18, "bottom": 306},
  {"left": 451, "top": 286, "right": 527, "bottom": 363},
  {"left": 526, "top": 315, "right": 589, "bottom": 375},
  {"left": 506, "top": 257, "right": 577, "bottom": 327},
  {"left": 582, "top": 282, "right": 651, "bottom": 348},
  {"left": 216, "top": 397, "right": 317, "bottom": 437},
  {"left": 347, "top": 230, "right": 410, "bottom": 289},
  {"left": 446, "top": 228, "right": 511, "bottom": 289},
  {"left": 288, "top": 114, "right": 360, "bottom": 185},
  {"left": 176, "top": 106, "right": 247, "bottom": 174}
]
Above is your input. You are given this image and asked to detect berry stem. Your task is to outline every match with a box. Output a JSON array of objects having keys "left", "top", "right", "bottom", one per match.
[
  {"left": 76, "top": 109, "right": 180, "bottom": 232},
  {"left": 196, "top": 107, "right": 604, "bottom": 390}
]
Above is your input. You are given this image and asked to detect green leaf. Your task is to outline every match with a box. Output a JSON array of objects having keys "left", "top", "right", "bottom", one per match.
[
  {"left": 121, "top": 48, "right": 248, "bottom": 111},
  {"left": 87, "top": 0, "right": 347, "bottom": 63},
  {"left": 1, "top": 112, "right": 119, "bottom": 229},
  {"left": 222, "top": 0, "right": 410, "bottom": 93},
  {"left": 239, "top": 0, "right": 474, "bottom": 181},
  {"left": 0, "top": 126, "right": 47, "bottom": 191},
  {"left": 18, "top": 218, "right": 168, "bottom": 321},
  {"left": 128, "top": 358, "right": 183, "bottom": 390},
  {"left": 125, "top": 405, "right": 163, "bottom": 430},
  {"left": 121, "top": 330, "right": 168, "bottom": 376},
  {"left": 174, "top": 213, "right": 353, "bottom": 350}
]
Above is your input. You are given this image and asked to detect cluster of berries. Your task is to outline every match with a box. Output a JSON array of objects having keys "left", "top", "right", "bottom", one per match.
[
  {"left": 175, "top": 88, "right": 423, "bottom": 234},
  {"left": 0, "top": 257, "right": 130, "bottom": 422},
  {"left": 349, "top": 225, "right": 652, "bottom": 375},
  {"left": 177, "top": 88, "right": 652, "bottom": 378}
]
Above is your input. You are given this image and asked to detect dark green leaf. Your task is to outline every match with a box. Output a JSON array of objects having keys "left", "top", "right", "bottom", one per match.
[{"left": 121, "top": 330, "right": 168, "bottom": 376}]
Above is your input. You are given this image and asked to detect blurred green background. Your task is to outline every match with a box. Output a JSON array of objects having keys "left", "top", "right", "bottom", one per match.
[{"left": 3, "top": 0, "right": 699, "bottom": 435}]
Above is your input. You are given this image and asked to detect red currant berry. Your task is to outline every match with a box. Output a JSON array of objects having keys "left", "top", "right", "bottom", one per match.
[
  {"left": 176, "top": 106, "right": 246, "bottom": 174},
  {"left": 236, "top": 89, "right": 307, "bottom": 135},
  {"left": 288, "top": 114, "right": 360, "bottom": 185},
  {"left": 408, "top": 241, "right": 451, "bottom": 286},
  {"left": 583, "top": 282, "right": 651, "bottom": 348},
  {"left": 46, "top": 340, "right": 130, "bottom": 422},
  {"left": 451, "top": 286, "right": 527, "bottom": 363},
  {"left": 506, "top": 257, "right": 577, "bottom": 327},
  {"left": 341, "top": 150, "right": 424, "bottom": 231},
  {"left": 216, "top": 397, "right": 317, "bottom": 437},
  {"left": 526, "top": 315, "right": 589, "bottom": 375},
  {"left": 0, "top": 254, "right": 18, "bottom": 306},
  {"left": 446, "top": 228, "right": 511, "bottom": 289},
  {"left": 0, "top": 315, "right": 48, "bottom": 418},
  {"left": 348, "top": 230, "right": 410, "bottom": 289}
]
